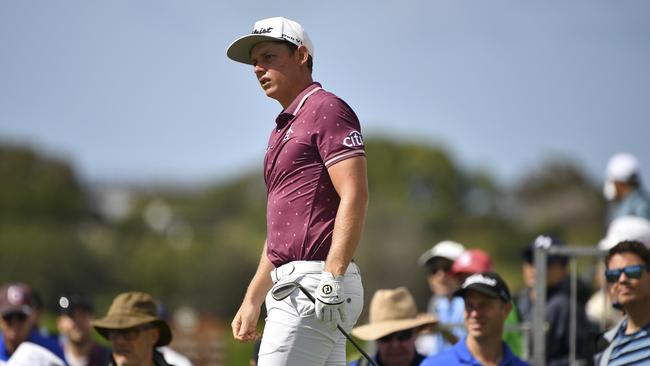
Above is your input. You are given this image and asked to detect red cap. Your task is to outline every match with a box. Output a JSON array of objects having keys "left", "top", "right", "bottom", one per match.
[
  {"left": 0, "top": 283, "right": 34, "bottom": 316},
  {"left": 451, "top": 249, "right": 493, "bottom": 275}
]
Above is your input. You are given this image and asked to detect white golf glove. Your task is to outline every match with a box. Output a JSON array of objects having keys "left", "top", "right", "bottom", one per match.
[{"left": 315, "top": 271, "right": 346, "bottom": 328}]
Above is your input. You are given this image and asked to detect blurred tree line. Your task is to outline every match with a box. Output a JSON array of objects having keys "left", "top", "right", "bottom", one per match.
[{"left": 0, "top": 139, "right": 606, "bottom": 319}]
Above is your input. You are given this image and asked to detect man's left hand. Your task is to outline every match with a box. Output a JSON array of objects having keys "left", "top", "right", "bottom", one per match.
[{"left": 315, "top": 271, "right": 346, "bottom": 328}]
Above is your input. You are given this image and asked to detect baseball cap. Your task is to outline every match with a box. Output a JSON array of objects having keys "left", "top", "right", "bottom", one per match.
[
  {"left": 0, "top": 283, "right": 35, "bottom": 317},
  {"left": 606, "top": 153, "right": 640, "bottom": 183},
  {"left": 451, "top": 249, "right": 494, "bottom": 275},
  {"left": 58, "top": 294, "right": 94, "bottom": 315},
  {"left": 599, "top": 216, "right": 650, "bottom": 251},
  {"left": 227, "top": 17, "right": 314, "bottom": 65},
  {"left": 418, "top": 240, "right": 465, "bottom": 267},
  {"left": 454, "top": 272, "right": 511, "bottom": 303},
  {"left": 522, "top": 234, "right": 568, "bottom": 265}
]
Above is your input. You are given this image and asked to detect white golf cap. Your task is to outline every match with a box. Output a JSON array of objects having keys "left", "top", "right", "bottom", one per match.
[
  {"left": 418, "top": 240, "right": 466, "bottom": 266},
  {"left": 606, "top": 153, "right": 640, "bottom": 183},
  {"left": 599, "top": 215, "right": 650, "bottom": 250},
  {"left": 6, "top": 342, "right": 66, "bottom": 366},
  {"left": 227, "top": 17, "right": 314, "bottom": 65}
]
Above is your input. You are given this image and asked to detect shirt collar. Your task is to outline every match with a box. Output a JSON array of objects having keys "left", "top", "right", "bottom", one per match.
[
  {"left": 275, "top": 82, "right": 322, "bottom": 128},
  {"left": 454, "top": 337, "right": 514, "bottom": 365},
  {"left": 454, "top": 337, "right": 476, "bottom": 364}
]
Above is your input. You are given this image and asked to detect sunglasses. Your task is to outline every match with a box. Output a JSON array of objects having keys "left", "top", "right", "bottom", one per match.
[
  {"left": 107, "top": 324, "right": 154, "bottom": 341},
  {"left": 2, "top": 312, "right": 28, "bottom": 323},
  {"left": 426, "top": 259, "right": 453, "bottom": 275},
  {"left": 605, "top": 264, "right": 647, "bottom": 283},
  {"left": 378, "top": 329, "right": 414, "bottom": 343}
]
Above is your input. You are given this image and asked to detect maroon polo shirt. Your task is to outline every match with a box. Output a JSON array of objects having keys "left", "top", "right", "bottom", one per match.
[{"left": 264, "top": 82, "right": 365, "bottom": 267}]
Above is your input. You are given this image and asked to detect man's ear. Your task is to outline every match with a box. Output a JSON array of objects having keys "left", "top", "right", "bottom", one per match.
[
  {"left": 150, "top": 327, "right": 160, "bottom": 346},
  {"left": 503, "top": 301, "right": 513, "bottom": 317},
  {"left": 296, "top": 45, "right": 310, "bottom": 65}
]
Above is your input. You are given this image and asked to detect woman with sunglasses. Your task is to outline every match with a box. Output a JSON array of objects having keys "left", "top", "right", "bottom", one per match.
[{"left": 596, "top": 240, "right": 650, "bottom": 366}]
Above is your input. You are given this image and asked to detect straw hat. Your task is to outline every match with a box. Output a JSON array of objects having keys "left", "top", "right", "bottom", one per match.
[
  {"left": 92, "top": 292, "right": 172, "bottom": 347},
  {"left": 352, "top": 287, "right": 437, "bottom": 341}
]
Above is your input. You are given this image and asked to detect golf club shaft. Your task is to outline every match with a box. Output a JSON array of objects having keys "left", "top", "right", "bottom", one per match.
[{"left": 295, "top": 283, "right": 378, "bottom": 366}]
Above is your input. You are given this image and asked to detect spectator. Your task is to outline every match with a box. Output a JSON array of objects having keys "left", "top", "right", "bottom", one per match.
[
  {"left": 515, "top": 235, "right": 594, "bottom": 366},
  {"left": 0, "top": 283, "right": 65, "bottom": 363},
  {"left": 349, "top": 287, "right": 437, "bottom": 366},
  {"left": 416, "top": 240, "right": 465, "bottom": 356},
  {"left": 588, "top": 216, "right": 650, "bottom": 328},
  {"left": 92, "top": 292, "right": 173, "bottom": 366},
  {"left": 451, "top": 249, "right": 523, "bottom": 358},
  {"left": 421, "top": 272, "right": 529, "bottom": 366},
  {"left": 603, "top": 153, "right": 650, "bottom": 223},
  {"left": 595, "top": 240, "right": 650, "bottom": 365},
  {"left": 56, "top": 294, "right": 110, "bottom": 366}
]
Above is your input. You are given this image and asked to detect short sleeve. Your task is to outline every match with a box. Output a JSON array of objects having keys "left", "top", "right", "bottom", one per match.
[{"left": 313, "top": 96, "right": 366, "bottom": 168}]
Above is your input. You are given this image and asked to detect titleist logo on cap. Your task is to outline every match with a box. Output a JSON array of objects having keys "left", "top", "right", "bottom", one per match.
[
  {"left": 252, "top": 27, "right": 273, "bottom": 34},
  {"left": 463, "top": 274, "right": 497, "bottom": 288}
]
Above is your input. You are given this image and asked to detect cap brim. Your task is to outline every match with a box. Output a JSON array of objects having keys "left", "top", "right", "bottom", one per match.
[
  {"left": 227, "top": 34, "right": 283, "bottom": 65},
  {"left": 1, "top": 305, "right": 33, "bottom": 317},
  {"left": 454, "top": 284, "right": 501, "bottom": 301},
  {"left": 92, "top": 315, "right": 172, "bottom": 347},
  {"left": 351, "top": 315, "right": 437, "bottom": 341}
]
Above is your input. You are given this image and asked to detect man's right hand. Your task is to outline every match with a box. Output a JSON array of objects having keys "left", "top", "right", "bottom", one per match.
[{"left": 232, "top": 301, "right": 262, "bottom": 342}]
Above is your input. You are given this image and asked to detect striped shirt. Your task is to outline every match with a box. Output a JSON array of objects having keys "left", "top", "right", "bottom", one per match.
[{"left": 609, "top": 320, "right": 650, "bottom": 366}]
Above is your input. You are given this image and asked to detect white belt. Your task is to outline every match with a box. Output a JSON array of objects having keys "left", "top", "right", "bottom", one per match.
[{"left": 271, "top": 261, "right": 360, "bottom": 283}]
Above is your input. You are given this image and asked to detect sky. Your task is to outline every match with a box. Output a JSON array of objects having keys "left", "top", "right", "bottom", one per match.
[{"left": 1, "top": 1, "right": 649, "bottom": 188}]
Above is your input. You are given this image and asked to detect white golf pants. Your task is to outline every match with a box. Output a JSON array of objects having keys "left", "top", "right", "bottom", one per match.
[{"left": 258, "top": 261, "right": 364, "bottom": 366}]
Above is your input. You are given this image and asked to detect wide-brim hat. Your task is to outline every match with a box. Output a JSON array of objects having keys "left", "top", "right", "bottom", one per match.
[
  {"left": 352, "top": 287, "right": 437, "bottom": 341},
  {"left": 227, "top": 17, "right": 314, "bottom": 65},
  {"left": 92, "top": 292, "right": 172, "bottom": 347}
]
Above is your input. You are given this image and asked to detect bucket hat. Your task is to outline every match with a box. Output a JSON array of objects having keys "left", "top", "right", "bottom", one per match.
[
  {"left": 92, "top": 292, "right": 172, "bottom": 347},
  {"left": 351, "top": 287, "right": 437, "bottom": 341}
]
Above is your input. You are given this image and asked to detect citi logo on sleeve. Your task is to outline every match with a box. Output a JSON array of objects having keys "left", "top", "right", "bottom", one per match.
[{"left": 343, "top": 131, "right": 364, "bottom": 147}]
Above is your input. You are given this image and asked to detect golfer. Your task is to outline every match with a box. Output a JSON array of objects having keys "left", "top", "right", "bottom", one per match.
[{"left": 227, "top": 17, "right": 369, "bottom": 366}]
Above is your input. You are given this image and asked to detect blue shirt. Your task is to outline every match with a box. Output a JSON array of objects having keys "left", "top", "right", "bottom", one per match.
[
  {"left": 608, "top": 318, "right": 650, "bottom": 366},
  {"left": 610, "top": 189, "right": 650, "bottom": 223},
  {"left": 417, "top": 295, "right": 466, "bottom": 356},
  {"left": 421, "top": 336, "right": 529, "bottom": 366},
  {"left": 0, "top": 329, "right": 67, "bottom": 363}
]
